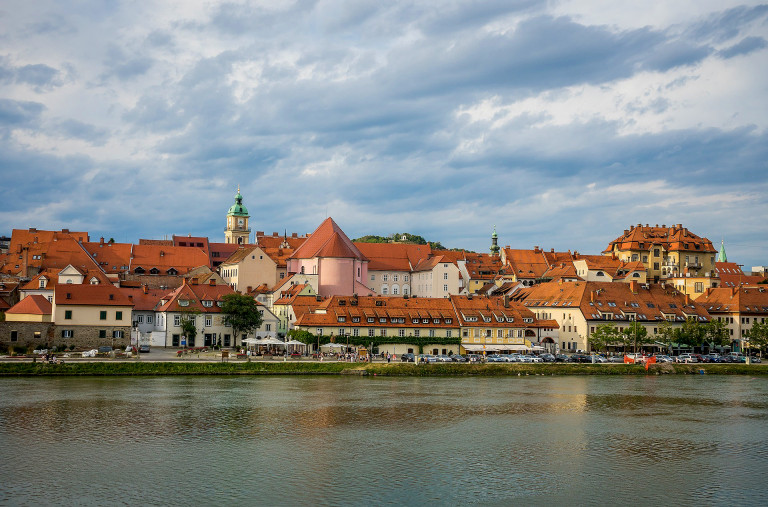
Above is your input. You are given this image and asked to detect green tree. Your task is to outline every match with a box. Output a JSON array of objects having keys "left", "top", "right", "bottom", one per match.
[
  {"left": 221, "top": 293, "right": 263, "bottom": 348},
  {"left": 179, "top": 309, "right": 201, "bottom": 348},
  {"left": 680, "top": 318, "right": 706, "bottom": 350},
  {"left": 747, "top": 320, "right": 768, "bottom": 357},
  {"left": 704, "top": 319, "right": 730, "bottom": 352},
  {"left": 588, "top": 324, "right": 620, "bottom": 353},
  {"left": 621, "top": 321, "right": 648, "bottom": 353}
]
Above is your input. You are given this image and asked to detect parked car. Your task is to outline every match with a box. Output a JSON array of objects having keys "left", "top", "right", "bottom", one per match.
[
  {"left": 608, "top": 355, "right": 625, "bottom": 363},
  {"left": 467, "top": 354, "right": 484, "bottom": 363},
  {"left": 676, "top": 354, "right": 697, "bottom": 363},
  {"left": 590, "top": 355, "right": 607, "bottom": 363},
  {"left": 555, "top": 354, "right": 570, "bottom": 362},
  {"left": 435, "top": 355, "right": 453, "bottom": 363},
  {"left": 486, "top": 354, "right": 507, "bottom": 363},
  {"left": 138, "top": 344, "right": 151, "bottom": 353},
  {"left": 656, "top": 355, "right": 674, "bottom": 363},
  {"left": 450, "top": 354, "right": 468, "bottom": 363},
  {"left": 539, "top": 353, "right": 556, "bottom": 362},
  {"left": 569, "top": 354, "right": 591, "bottom": 363},
  {"left": 417, "top": 354, "right": 437, "bottom": 363},
  {"left": 401, "top": 353, "right": 416, "bottom": 363}
]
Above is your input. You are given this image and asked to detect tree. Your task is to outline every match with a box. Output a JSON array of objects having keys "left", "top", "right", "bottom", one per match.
[
  {"left": 588, "top": 324, "right": 620, "bottom": 353},
  {"left": 221, "top": 293, "right": 263, "bottom": 348},
  {"left": 704, "top": 319, "right": 730, "bottom": 352},
  {"left": 680, "top": 318, "right": 706, "bottom": 350},
  {"left": 747, "top": 320, "right": 768, "bottom": 357},
  {"left": 657, "top": 321, "right": 679, "bottom": 354},
  {"left": 622, "top": 322, "right": 648, "bottom": 352},
  {"left": 179, "top": 309, "right": 200, "bottom": 348}
]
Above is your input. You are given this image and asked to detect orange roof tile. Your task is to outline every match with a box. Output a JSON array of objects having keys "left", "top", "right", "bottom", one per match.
[
  {"left": 604, "top": 224, "right": 715, "bottom": 254},
  {"left": 289, "top": 218, "right": 366, "bottom": 261},
  {"left": 7, "top": 295, "right": 52, "bottom": 315},
  {"left": 54, "top": 285, "right": 134, "bottom": 307},
  {"left": 354, "top": 243, "right": 432, "bottom": 271}
]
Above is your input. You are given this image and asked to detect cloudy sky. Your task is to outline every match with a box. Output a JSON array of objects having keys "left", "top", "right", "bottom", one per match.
[{"left": 1, "top": 0, "right": 767, "bottom": 268}]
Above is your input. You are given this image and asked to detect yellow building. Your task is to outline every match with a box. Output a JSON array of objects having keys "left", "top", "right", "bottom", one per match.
[
  {"left": 603, "top": 224, "right": 716, "bottom": 284},
  {"left": 224, "top": 187, "right": 251, "bottom": 245}
]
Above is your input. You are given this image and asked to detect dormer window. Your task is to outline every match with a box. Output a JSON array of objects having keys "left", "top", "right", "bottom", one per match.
[
  {"left": 202, "top": 300, "right": 213, "bottom": 308},
  {"left": 217, "top": 301, "right": 224, "bottom": 307},
  {"left": 178, "top": 300, "right": 189, "bottom": 307},
  {"left": 134, "top": 267, "right": 145, "bottom": 274},
  {"left": 167, "top": 268, "right": 178, "bottom": 275},
  {"left": 150, "top": 268, "right": 160, "bottom": 275}
]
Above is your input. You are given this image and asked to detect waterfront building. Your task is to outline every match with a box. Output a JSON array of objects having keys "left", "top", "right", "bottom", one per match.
[
  {"left": 355, "top": 242, "right": 431, "bottom": 297},
  {"left": 513, "top": 280, "right": 712, "bottom": 352},
  {"left": 410, "top": 255, "right": 462, "bottom": 298},
  {"left": 294, "top": 295, "right": 461, "bottom": 356},
  {"left": 603, "top": 224, "right": 716, "bottom": 284},
  {"left": 696, "top": 286, "right": 768, "bottom": 352},
  {"left": 52, "top": 284, "right": 134, "bottom": 349},
  {"left": 155, "top": 278, "right": 278, "bottom": 348},
  {"left": 450, "top": 294, "right": 559, "bottom": 353},
  {"left": 271, "top": 283, "right": 318, "bottom": 337}
]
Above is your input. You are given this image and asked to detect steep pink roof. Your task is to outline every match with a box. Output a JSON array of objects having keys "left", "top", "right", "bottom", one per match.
[{"left": 289, "top": 218, "right": 366, "bottom": 261}]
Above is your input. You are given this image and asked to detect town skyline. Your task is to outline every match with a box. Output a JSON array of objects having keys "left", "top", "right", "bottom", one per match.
[{"left": 1, "top": 1, "right": 766, "bottom": 268}]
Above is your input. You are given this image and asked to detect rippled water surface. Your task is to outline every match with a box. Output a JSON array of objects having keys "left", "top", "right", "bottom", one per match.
[{"left": 1, "top": 376, "right": 767, "bottom": 506}]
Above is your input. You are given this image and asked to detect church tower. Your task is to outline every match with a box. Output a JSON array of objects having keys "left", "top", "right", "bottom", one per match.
[
  {"left": 225, "top": 186, "right": 250, "bottom": 245},
  {"left": 490, "top": 226, "right": 500, "bottom": 256}
]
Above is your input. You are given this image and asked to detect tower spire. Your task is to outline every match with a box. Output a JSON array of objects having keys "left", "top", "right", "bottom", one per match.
[
  {"left": 490, "top": 225, "right": 500, "bottom": 256},
  {"left": 718, "top": 239, "right": 727, "bottom": 263}
]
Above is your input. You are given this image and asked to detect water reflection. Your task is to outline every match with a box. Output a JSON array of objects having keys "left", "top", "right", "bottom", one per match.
[{"left": 1, "top": 376, "right": 767, "bottom": 505}]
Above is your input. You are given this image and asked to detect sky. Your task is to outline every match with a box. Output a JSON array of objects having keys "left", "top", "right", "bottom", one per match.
[{"left": 1, "top": 0, "right": 767, "bottom": 269}]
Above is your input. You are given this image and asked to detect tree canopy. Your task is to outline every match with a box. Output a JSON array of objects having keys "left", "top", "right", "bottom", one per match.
[{"left": 221, "top": 293, "right": 263, "bottom": 345}]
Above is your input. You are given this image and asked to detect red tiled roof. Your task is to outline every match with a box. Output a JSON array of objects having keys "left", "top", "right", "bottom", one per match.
[
  {"left": 354, "top": 243, "right": 432, "bottom": 271},
  {"left": 7, "top": 295, "right": 52, "bottom": 315},
  {"left": 156, "top": 279, "right": 236, "bottom": 313},
  {"left": 120, "top": 287, "right": 172, "bottom": 311},
  {"left": 54, "top": 285, "right": 134, "bottom": 307},
  {"left": 697, "top": 286, "right": 768, "bottom": 314},
  {"left": 289, "top": 218, "right": 366, "bottom": 261},
  {"left": 604, "top": 224, "right": 715, "bottom": 254}
]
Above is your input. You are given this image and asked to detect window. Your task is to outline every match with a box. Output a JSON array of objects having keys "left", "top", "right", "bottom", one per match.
[
  {"left": 368, "top": 329, "right": 375, "bottom": 337},
  {"left": 353, "top": 328, "right": 359, "bottom": 336},
  {"left": 65, "top": 310, "right": 72, "bottom": 319},
  {"left": 317, "top": 328, "right": 323, "bottom": 335},
  {"left": 116, "top": 311, "right": 123, "bottom": 320},
  {"left": 380, "top": 328, "right": 386, "bottom": 337},
  {"left": 414, "top": 329, "right": 420, "bottom": 337},
  {"left": 393, "top": 274, "right": 399, "bottom": 282},
  {"left": 383, "top": 275, "right": 388, "bottom": 282},
  {"left": 10, "top": 330, "right": 18, "bottom": 342},
  {"left": 404, "top": 275, "right": 409, "bottom": 282},
  {"left": 137, "top": 315, "right": 144, "bottom": 324},
  {"left": 446, "top": 330, "right": 452, "bottom": 338},
  {"left": 654, "top": 262, "right": 660, "bottom": 270},
  {"left": 174, "top": 315, "right": 181, "bottom": 326},
  {"left": 113, "top": 330, "right": 124, "bottom": 338},
  {"left": 337, "top": 316, "right": 346, "bottom": 322},
  {"left": 99, "top": 330, "right": 106, "bottom": 338},
  {"left": 631, "top": 254, "right": 638, "bottom": 262},
  {"left": 205, "top": 316, "right": 212, "bottom": 327},
  {"left": 695, "top": 282, "right": 703, "bottom": 293},
  {"left": 371, "top": 274, "right": 375, "bottom": 281},
  {"left": 203, "top": 300, "right": 213, "bottom": 307},
  {"left": 443, "top": 284, "right": 448, "bottom": 292},
  {"left": 429, "top": 329, "right": 435, "bottom": 337},
  {"left": 443, "top": 272, "right": 448, "bottom": 280},
  {"left": 382, "top": 287, "right": 388, "bottom": 295},
  {"left": 399, "top": 329, "right": 405, "bottom": 337},
  {"left": 147, "top": 315, "right": 153, "bottom": 324},
  {"left": 62, "top": 330, "right": 73, "bottom": 338},
  {"left": 100, "top": 311, "right": 107, "bottom": 320},
  {"left": 642, "top": 256, "right": 648, "bottom": 263},
  {"left": 392, "top": 286, "right": 399, "bottom": 295}
]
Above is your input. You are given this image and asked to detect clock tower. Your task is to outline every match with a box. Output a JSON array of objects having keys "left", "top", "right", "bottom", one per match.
[{"left": 225, "top": 186, "right": 251, "bottom": 244}]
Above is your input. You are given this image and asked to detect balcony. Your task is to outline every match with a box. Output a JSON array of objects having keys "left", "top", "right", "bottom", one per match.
[{"left": 685, "top": 261, "right": 702, "bottom": 270}]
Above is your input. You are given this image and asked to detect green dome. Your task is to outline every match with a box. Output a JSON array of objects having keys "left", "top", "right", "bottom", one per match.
[{"left": 227, "top": 188, "right": 249, "bottom": 217}]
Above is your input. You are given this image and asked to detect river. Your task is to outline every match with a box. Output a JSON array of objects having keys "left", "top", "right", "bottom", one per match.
[{"left": 1, "top": 375, "right": 767, "bottom": 506}]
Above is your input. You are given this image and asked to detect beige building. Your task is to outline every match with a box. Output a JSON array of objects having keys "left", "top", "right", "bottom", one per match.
[
  {"left": 52, "top": 285, "right": 134, "bottom": 345},
  {"left": 696, "top": 286, "right": 768, "bottom": 352},
  {"left": 220, "top": 246, "right": 283, "bottom": 292},
  {"left": 411, "top": 256, "right": 461, "bottom": 298},
  {"left": 603, "top": 224, "right": 716, "bottom": 283},
  {"left": 5, "top": 295, "right": 52, "bottom": 323},
  {"left": 514, "top": 280, "right": 712, "bottom": 352}
]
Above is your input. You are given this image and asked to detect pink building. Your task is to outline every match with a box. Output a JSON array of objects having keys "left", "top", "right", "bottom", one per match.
[{"left": 286, "top": 218, "right": 373, "bottom": 297}]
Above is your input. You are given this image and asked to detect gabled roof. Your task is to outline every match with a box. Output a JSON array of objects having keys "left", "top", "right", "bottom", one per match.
[
  {"left": 502, "top": 248, "right": 551, "bottom": 279},
  {"left": 156, "top": 279, "right": 235, "bottom": 313},
  {"left": 54, "top": 285, "right": 134, "bottom": 307},
  {"left": 289, "top": 218, "right": 366, "bottom": 261},
  {"left": 120, "top": 287, "right": 172, "bottom": 312},
  {"left": 697, "top": 286, "right": 768, "bottom": 314},
  {"left": 354, "top": 243, "right": 432, "bottom": 271},
  {"left": 7, "top": 295, "right": 52, "bottom": 315}
]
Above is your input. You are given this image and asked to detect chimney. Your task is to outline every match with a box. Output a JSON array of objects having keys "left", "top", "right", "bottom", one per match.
[
  {"left": 684, "top": 294, "right": 691, "bottom": 305},
  {"left": 142, "top": 284, "right": 148, "bottom": 294},
  {"left": 292, "top": 233, "right": 297, "bottom": 238},
  {"left": 590, "top": 291, "right": 595, "bottom": 303},
  {"left": 256, "top": 231, "right": 264, "bottom": 236},
  {"left": 62, "top": 228, "right": 69, "bottom": 233},
  {"left": 273, "top": 232, "right": 278, "bottom": 237},
  {"left": 630, "top": 280, "right": 638, "bottom": 294},
  {"left": 209, "top": 279, "right": 216, "bottom": 286},
  {"left": 503, "top": 294, "right": 510, "bottom": 308},
  {"left": 100, "top": 237, "right": 104, "bottom": 246}
]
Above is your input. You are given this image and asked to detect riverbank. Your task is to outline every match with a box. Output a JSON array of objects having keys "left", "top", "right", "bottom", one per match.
[{"left": 0, "top": 361, "right": 766, "bottom": 376}]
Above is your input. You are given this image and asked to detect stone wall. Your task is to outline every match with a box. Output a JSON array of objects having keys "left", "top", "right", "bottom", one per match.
[{"left": 0, "top": 322, "right": 131, "bottom": 351}]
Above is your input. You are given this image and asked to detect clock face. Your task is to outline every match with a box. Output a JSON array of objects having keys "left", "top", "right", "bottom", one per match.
[{"left": 238, "top": 218, "right": 244, "bottom": 226}]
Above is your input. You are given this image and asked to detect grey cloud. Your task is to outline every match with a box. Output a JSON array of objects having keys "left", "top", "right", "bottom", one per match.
[
  {"left": 0, "top": 99, "right": 45, "bottom": 128},
  {"left": 101, "top": 44, "right": 153, "bottom": 81},
  {"left": 718, "top": 36, "right": 768, "bottom": 59},
  {"left": 688, "top": 5, "right": 768, "bottom": 44},
  {"left": 51, "top": 119, "right": 110, "bottom": 145},
  {"left": 16, "top": 63, "right": 61, "bottom": 87}
]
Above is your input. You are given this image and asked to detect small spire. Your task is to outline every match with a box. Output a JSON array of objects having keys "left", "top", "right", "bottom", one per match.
[{"left": 718, "top": 239, "right": 727, "bottom": 263}]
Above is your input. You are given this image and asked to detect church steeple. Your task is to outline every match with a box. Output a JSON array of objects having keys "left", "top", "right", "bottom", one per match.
[
  {"left": 225, "top": 185, "right": 251, "bottom": 245},
  {"left": 717, "top": 239, "right": 727, "bottom": 263},
  {"left": 490, "top": 226, "right": 500, "bottom": 256}
]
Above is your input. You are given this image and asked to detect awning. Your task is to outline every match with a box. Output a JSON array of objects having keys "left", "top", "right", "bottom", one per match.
[{"left": 461, "top": 344, "right": 530, "bottom": 352}]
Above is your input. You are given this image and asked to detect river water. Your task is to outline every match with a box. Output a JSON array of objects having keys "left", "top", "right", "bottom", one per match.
[{"left": 1, "top": 375, "right": 767, "bottom": 506}]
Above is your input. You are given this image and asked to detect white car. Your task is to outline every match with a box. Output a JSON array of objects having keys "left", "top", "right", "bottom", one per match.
[{"left": 676, "top": 354, "right": 697, "bottom": 363}]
